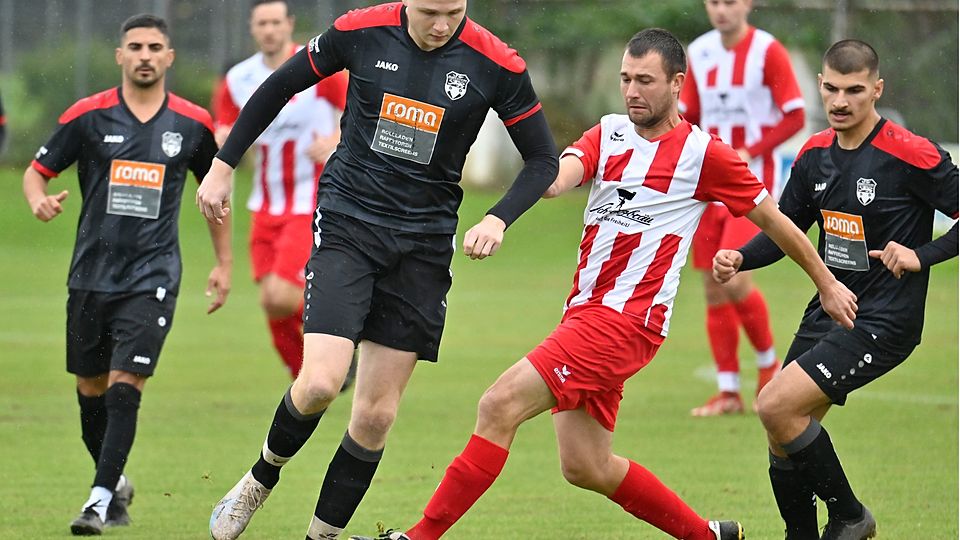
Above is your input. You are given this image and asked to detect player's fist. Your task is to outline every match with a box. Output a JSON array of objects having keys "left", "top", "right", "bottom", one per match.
[
  {"left": 29, "top": 190, "right": 69, "bottom": 222},
  {"left": 463, "top": 214, "right": 506, "bottom": 260},
  {"left": 712, "top": 249, "right": 743, "bottom": 283},
  {"left": 868, "top": 241, "right": 920, "bottom": 279},
  {"left": 196, "top": 158, "right": 234, "bottom": 225},
  {"left": 818, "top": 279, "right": 858, "bottom": 330}
]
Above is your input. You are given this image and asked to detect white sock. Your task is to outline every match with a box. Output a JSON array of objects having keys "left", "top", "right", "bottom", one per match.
[
  {"left": 82, "top": 486, "right": 113, "bottom": 521},
  {"left": 717, "top": 371, "right": 740, "bottom": 393},
  {"left": 307, "top": 516, "right": 343, "bottom": 539},
  {"left": 756, "top": 347, "right": 777, "bottom": 369}
]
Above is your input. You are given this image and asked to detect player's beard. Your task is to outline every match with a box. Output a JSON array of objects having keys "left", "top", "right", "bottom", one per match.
[{"left": 130, "top": 67, "right": 161, "bottom": 89}]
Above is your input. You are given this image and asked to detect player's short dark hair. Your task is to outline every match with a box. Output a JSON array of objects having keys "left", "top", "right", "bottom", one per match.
[
  {"left": 251, "top": 0, "right": 290, "bottom": 15},
  {"left": 626, "top": 28, "right": 686, "bottom": 78},
  {"left": 120, "top": 14, "right": 169, "bottom": 40},
  {"left": 823, "top": 39, "right": 879, "bottom": 77}
]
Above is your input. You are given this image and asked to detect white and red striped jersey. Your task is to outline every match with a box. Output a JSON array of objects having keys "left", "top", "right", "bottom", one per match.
[
  {"left": 214, "top": 45, "right": 348, "bottom": 215},
  {"left": 562, "top": 115, "right": 768, "bottom": 336},
  {"left": 680, "top": 26, "right": 803, "bottom": 193}
]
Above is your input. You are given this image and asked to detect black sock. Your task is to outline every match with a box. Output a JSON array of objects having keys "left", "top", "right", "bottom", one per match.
[
  {"left": 784, "top": 419, "right": 862, "bottom": 522},
  {"left": 250, "top": 388, "right": 324, "bottom": 489},
  {"left": 93, "top": 383, "right": 141, "bottom": 489},
  {"left": 77, "top": 390, "right": 107, "bottom": 465},
  {"left": 313, "top": 431, "right": 383, "bottom": 529},
  {"left": 769, "top": 452, "right": 819, "bottom": 540}
]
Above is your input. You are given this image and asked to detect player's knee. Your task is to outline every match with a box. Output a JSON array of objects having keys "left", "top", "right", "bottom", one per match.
[
  {"left": 350, "top": 405, "right": 397, "bottom": 440},
  {"left": 261, "top": 292, "right": 297, "bottom": 319},
  {"left": 559, "top": 457, "right": 604, "bottom": 491},
  {"left": 476, "top": 386, "right": 520, "bottom": 431},
  {"left": 756, "top": 384, "right": 786, "bottom": 429},
  {"left": 294, "top": 374, "right": 341, "bottom": 410}
]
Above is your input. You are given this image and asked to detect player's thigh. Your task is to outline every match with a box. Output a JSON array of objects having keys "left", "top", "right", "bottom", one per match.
[
  {"left": 249, "top": 212, "right": 283, "bottom": 283},
  {"left": 362, "top": 232, "right": 454, "bottom": 362},
  {"left": 790, "top": 326, "right": 914, "bottom": 406},
  {"left": 66, "top": 289, "right": 112, "bottom": 377},
  {"left": 270, "top": 214, "right": 314, "bottom": 288},
  {"left": 302, "top": 211, "right": 386, "bottom": 343},
  {"left": 108, "top": 291, "right": 178, "bottom": 377},
  {"left": 691, "top": 204, "right": 727, "bottom": 271}
]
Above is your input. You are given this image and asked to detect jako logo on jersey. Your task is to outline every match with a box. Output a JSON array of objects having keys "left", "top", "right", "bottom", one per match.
[
  {"left": 376, "top": 60, "right": 399, "bottom": 71},
  {"left": 444, "top": 71, "right": 470, "bottom": 101},
  {"left": 816, "top": 362, "right": 832, "bottom": 379},
  {"left": 110, "top": 159, "right": 167, "bottom": 188},
  {"left": 103, "top": 135, "right": 125, "bottom": 144},
  {"left": 553, "top": 365, "right": 571, "bottom": 383},
  {"left": 856, "top": 177, "right": 876, "bottom": 205},
  {"left": 161, "top": 131, "right": 182, "bottom": 157},
  {"left": 814, "top": 182, "right": 826, "bottom": 192},
  {"left": 380, "top": 94, "right": 445, "bottom": 133},
  {"left": 133, "top": 355, "right": 152, "bottom": 365},
  {"left": 820, "top": 210, "right": 865, "bottom": 241}
]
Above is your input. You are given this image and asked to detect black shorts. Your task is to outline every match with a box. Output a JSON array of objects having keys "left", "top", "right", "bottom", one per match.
[
  {"left": 784, "top": 326, "right": 914, "bottom": 406},
  {"left": 303, "top": 210, "right": 454, "bottom": 362},
  {"left": 66, "top": 289, "right": 177, "bottom": 377}
]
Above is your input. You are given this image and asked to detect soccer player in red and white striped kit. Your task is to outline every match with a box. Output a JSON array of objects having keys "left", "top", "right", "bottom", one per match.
[
  {"left": 351, "top": 28, "right": 856, "bottom": 540},
  {"left": 213, "top": 0, "right": 348, "bottom": 378},
  {"left": 680, "top": 0, "right": 806, "bottom": 416}
]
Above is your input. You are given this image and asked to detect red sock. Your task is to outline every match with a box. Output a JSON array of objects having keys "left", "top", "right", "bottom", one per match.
[
  {"left": 267, "top": 306, "right": 303, "bottom": 378},
  {"left": 707, "top": 303, "right": 740, "bottom": 375},
  {"left": 732, "top": 288, "right": 774, "bottom": 352},
  {"left": 609, "top": 460, "right": 713, "bottom": 540},
  {"left": 406, "top": 435, "right": 508, "bottom": 540}
]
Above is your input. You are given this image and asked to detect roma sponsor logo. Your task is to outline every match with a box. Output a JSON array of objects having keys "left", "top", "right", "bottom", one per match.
[
  {"left": 110, "top": 159, "right": 166, "bottom": 189},
  {"left": 379, "top": 93, "right": 444, "bottom": 133},
  {"left": 820, "top": 209, "right": 865, "bottom": 241}
]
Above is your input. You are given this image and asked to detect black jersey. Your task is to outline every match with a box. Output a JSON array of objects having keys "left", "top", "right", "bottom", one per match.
[
  {"left": 32, "top": 87, "right": 218, "bottom": 295},
  {"left": 760, "top": 119, "right": 958, "bottom": 344},
  {"left": 300, "top": 3, "right": 541, "bottom": 233}
]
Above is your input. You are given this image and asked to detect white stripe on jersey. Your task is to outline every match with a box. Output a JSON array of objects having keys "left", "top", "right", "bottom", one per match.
[{"left": 226, "top": 49, "right": 340, "bottom": 215}]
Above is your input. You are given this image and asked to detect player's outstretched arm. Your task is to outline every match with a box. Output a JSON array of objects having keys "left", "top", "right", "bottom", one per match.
[
  {"left": 542, "top": 155, "right": 585, "bottom": 199},
  {"left": 23, "top": 166, "right": 68, "bottom": 222},
  {"left": 747, "top": 197, "right": 858, "bottom": 329},
  {"left": 204, "top": 211, "right": 233, "bottom": 314}
]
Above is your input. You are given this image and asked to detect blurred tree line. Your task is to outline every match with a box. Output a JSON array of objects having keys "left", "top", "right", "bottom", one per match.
[{"left": 0, "top": 0, "right": 956, "bottom": 164}]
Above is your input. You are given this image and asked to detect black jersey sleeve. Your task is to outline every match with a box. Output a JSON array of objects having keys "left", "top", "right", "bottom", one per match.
[
  {"left": 905, "top": 143, "right": 959, "bottom": 219},
  {"left": 189, "top": 125, "right": 220, "bottom": 182},
  {"left": 492, "top": 69, "right": 540, "bottom": 124},
  {"left": 485, "top": 109, "right": 558, "bottom": 227},
  {"left": 915, "top": 221, "right": 958, "bottom": 268},
  {"left": 739, "top": 157, "right": 820, "bottom": 271},
  {"left": 305, "top": 26, "right": 350, "bottom": 77},
  {"left": 216, "top": 49, "right": 323, "bottom": 167},
  {"left": 33, "top": 115, "right": 84, "bottom": 177}
]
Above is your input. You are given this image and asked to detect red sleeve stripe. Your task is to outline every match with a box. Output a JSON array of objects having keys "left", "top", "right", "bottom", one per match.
[
  {"left": 59, "top": 88, "right": 120, "bottom": 125},
  {"left": 459, "top": 19, "right": 527, "bottom": 74},
  {"left": 503, "top": 103, "right": 541, "bottom": 127},
  {"left": 871, "top": 121, "right": 942, "bottom": 170},
  {"left": 31, "top": 159, "right": 59, "bottom": 178},
  {"left": 168, "top": 93, "right": 215, "bottom": 133},
  {"left": 795, "top": 129, "right": 835, "bottom": 162},
  {"left": 0, "top": 115, "right": 6, "bottom": 126},
  {"left": 306, "top": 49, "right": 327, "bottom": 78}
]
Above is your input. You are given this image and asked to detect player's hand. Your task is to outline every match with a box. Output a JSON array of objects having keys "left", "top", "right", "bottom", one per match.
[
  {"left": 868, "top": 241, "right": 921, "bottom": 279},
  {"left": 817, "top": 279, "right": 858, "bottom": 330},
  {"left": 29, "top": 190, "right": 69, "bottom": 222},
  {"left": 712, "top": 249, "right": 743, "bottom": 283},
  {"left": 463, "top": 214, "right": 506, "bottom": 260},
  {"left": 196, "top": 158, "right": 234, "bottom": 225},
  {"left": 306, "top": 133, "right": 338, "bottom": 163},
  {"left": 205, "top": 263, "right": 232, "bottom": 314}
]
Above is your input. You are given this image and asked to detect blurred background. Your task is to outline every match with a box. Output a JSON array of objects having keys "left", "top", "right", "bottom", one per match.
[{"left": 0, "top": 0, "right": 956, "bottom": 174}]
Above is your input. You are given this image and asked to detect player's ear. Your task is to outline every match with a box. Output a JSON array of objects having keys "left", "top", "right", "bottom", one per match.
[
  {"left": 115, "top": 47, "right": 123, "bottom": 66},
  {"left": 874, "top": 78, "right": 883, "bottom": 100}
]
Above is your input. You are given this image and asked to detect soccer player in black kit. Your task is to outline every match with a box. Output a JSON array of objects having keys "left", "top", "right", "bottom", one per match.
[
  {"left": 198, "top": 1, "right": 558, "bottom": 539},
  {"left": 22, "top": 14, "right": 231, "bottom": 536},
  {"left": 714, "top": 40, "right": 958, "bottom": 540}
]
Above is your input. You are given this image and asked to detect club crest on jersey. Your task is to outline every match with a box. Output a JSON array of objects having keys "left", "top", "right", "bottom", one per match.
[
  {"left": 444, "top": 71, "right": 470, "bottom": 101},
  {"left": 856, "top": 177, "right": 876, "bottom": 205},
  {"left": 161, "top": 131, "right": 182, "bottom": 158}
]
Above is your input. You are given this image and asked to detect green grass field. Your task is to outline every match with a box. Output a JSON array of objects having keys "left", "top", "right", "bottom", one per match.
[{"left": 0, "top": 165, "right": 956, "bottom": 539}]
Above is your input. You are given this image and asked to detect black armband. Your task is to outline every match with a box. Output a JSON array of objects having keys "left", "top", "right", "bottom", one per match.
[
  {"left": 486, "top": 110, "right": 559, "bottom": 228},
  {"left": 217, "top": 50, "right": 321, "bottom": 167},
  {"left": 738, "top": 231, "right": 787, "bottom": 272},
  {"left": 915, "top": 221, "right": 958, "bottom": 269}
]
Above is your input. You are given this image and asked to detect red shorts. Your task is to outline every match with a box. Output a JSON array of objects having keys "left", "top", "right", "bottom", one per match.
[
  {"left": 249, "top": 212, "right": 314, "bottom": 287},
  {"left": 526, "top": 305, "right": 663, "bottom": 431},
  {"left": 691, "top": 204, "right": 761, "bottom": 270}
]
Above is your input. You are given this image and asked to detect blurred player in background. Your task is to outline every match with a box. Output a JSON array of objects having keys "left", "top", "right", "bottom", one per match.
[
  {"left": 213, "top": 0, "right": 350, "bottom": 381},
  {"left": 0, "top": 90, "right": 6, "bottom": 153},
  {"left": 715, "top": 39, "right": 958, "bottom": 539},
  {"left": 681, "top": 0, "right": 805, "bottom": 416},
  {"left": 22, "top": 14, "right": 230, "bottom": 535}
]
